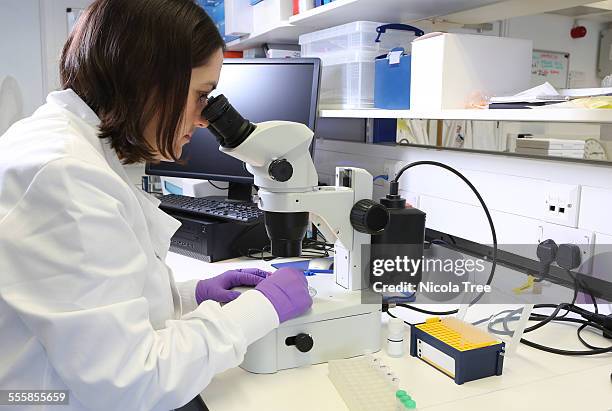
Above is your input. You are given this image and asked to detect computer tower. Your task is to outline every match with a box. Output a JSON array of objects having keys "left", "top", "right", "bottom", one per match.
[{"left": 168, "top": 212, "right": 269, "bottom": 262}]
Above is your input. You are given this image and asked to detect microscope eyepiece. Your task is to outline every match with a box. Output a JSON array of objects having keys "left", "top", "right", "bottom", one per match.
[{"left": 202, "top": 94, "right": 256, "bottom": 148}]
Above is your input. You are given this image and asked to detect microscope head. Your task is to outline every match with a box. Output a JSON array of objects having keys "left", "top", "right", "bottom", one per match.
[{"left": 202, "top": 94, "right": 318, "bottom": 257}]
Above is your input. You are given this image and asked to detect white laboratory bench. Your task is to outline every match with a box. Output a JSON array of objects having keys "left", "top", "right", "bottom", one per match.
[{"left": 166, "top": 252, "right": 612, "bottom": 411}]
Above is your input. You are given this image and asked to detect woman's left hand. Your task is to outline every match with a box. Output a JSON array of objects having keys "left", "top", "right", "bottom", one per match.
[{"left": 195, "top": 268, "right": 270, "bottom": 304}]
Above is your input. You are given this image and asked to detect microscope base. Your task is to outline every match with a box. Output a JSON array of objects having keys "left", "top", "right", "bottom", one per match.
[{"left": 239, "top": 276, "right": 382, "bottom": 374}]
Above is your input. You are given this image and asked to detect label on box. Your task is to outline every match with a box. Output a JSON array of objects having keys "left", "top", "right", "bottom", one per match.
[
  {"left": 416, "top": 339, "right": 455, "bottom": 377},
  {"left": 388, "top": 50, "right": 402, "bottom": 65}
]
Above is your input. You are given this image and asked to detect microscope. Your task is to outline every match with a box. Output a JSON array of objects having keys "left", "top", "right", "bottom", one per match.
[{"left": 203, "top": 95, "right": 389, "bottom": 373}]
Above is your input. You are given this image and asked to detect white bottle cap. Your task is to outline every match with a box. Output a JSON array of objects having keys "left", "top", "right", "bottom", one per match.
[{"left": 388, "top": 318, "right": 405, "bottom": 339}]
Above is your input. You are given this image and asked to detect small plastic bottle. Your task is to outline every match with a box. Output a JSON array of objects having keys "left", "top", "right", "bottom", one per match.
[{"left": 387, "top": 318, "right": 405, "bottom": 357}]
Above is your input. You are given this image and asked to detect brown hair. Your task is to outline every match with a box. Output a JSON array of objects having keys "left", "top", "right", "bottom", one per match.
[{"left": 60, "top": 0, "right": 224, "bottom": 164}]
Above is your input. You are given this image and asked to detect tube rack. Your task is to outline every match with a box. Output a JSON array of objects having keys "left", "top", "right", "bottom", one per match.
[{"left": 328, "top": 356, "right": 416, "bottom": 410}]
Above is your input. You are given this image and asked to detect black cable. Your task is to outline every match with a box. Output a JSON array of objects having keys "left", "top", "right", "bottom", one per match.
[
  {"left": 301, "top": 238, "right": 334, "bottom": 258},
  {"left": 242, "top": 236, "right": 333, "bottom": 261},
  {"left": 207, "top": 180, "right": 229, "bottom": 190},
  {"left": 557, "top": 269, "right": 580, "bottom": 319},
  {"left": 487, "top": 309, "right": 587, "bottom": 336},
  {"left": 572, "top": 270, "right": 599, "bottom": 315},
  {"left": 519, "top": 334, "right": 612, "bottom": 355},
  {"left": 524, "top": 303, "right": 571, "bottom": 333},
  {"left": 576, "top": 323, "right": 610, "bottom": 350},
  {"left": 485, "top": 304, "right": 612, "bottom": 356},
  {"left": 395, "top": 303, "right": 458, "bottom": 316},
  {"left": 386, "top": 308, "right": 414, "bottom": 326},
  {"left": 245, "top": 244, "right": 276, "bottom": 261},
  {"left": 391, "top": 160, "right": 498, "bottom": 313},
  {"left": 471, "top": 309, "right": 516, "bottom": 326},
  {"left": 556, "top": 269, "right": 599, "bottom": 319}
]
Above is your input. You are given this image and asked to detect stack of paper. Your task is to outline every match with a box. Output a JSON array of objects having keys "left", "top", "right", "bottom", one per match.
[
  {"left": 515, "top": 137, "right": 585, "bottom": 158},
  {"left": 489, "top": 82, "right": 612, "bottom": 109}
]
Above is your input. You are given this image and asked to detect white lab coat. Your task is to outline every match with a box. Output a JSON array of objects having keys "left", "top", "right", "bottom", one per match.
[{"left": 0, "top": 89, "right": 279, "bottom": 411}]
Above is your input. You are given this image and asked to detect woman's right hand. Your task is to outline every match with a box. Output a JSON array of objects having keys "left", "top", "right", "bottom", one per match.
[{"left": 255, "top": 267, "right": 313, "bottom": 322}]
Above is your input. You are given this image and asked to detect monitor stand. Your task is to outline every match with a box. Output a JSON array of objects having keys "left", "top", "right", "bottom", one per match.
[{"left": 227, "top": 182, "right": 253, "bottom": 202}]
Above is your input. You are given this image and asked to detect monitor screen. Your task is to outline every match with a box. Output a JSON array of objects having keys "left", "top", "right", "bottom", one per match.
[{"left": 146, "top": 58, "right": 320, "bottom": 183}]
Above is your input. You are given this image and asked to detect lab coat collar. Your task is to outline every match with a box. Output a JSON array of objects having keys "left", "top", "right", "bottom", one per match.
[{"left": 46, "top": 89, "right": 101, "bottom": 128}]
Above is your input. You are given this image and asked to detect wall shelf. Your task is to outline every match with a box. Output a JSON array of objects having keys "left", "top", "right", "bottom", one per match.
[
  {"left": 227, "top": 0, "right": 596, "bottom": 51},
  {"left": 318, "top": 108, "right": 612, "bottom": 123},
  {"left": 288, "top": 0, "right": 501, "bottom": 28},
  {"left": 227, "top": 0, "right": 500, "bottom": 50},
  {"left": 226, "top": 23, "right": 313, "bottom": 51}
]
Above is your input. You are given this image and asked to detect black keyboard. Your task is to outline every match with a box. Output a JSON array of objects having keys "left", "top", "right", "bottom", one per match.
[{"left": 159, "top": 195, "right": 264, "bottom": 224}]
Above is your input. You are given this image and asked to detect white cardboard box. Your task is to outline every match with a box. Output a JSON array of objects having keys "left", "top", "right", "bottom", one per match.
[
  {"left": 225, "top": 0, "right": 253, "bottom": 36},
  {"left": 410, "top": 33, "right": 532, "bottom": 110},
  {"left": 252, "top": 0, "right": 292, "bottom": 34}
]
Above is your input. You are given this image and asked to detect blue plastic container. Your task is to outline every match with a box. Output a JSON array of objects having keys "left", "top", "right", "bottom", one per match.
[
  {"left": 373, "top": 24, "right": 423, "bottom": 109},
  {"left": 375, "top": 48, "right": 412, "bottom": 109}
]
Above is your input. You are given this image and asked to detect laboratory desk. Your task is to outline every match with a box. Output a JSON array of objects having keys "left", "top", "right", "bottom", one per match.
[{"left": 166, "top": 252, "right": 612, "bottom": 411}]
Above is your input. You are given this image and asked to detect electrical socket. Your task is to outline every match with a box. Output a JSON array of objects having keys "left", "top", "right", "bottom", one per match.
[
  {"left": 536, "top": 225, "right": 594, "bottom": 274},
  {"left": 542, "top": 186, "right": 580, "bottom": 227}
]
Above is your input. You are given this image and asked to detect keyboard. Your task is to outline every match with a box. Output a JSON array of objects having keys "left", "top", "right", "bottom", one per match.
[{"left": 159, "top": 194, "right": 264, "bottom": 224}]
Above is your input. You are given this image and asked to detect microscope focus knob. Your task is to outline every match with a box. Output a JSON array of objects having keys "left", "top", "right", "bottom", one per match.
[
  {"left": 268, "top": 159, "right": 293, "bottom": 182},
  {"left": 285, "top": 333, "right": 314, "bottom": 353},
  {"left": 350, "top": 199, "right": 389, "bottom": 234}
]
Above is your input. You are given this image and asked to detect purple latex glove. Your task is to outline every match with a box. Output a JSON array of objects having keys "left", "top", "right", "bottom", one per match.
[
  {"left": 196, "top": 268, "right": 270, "bottom": 304},
  {"left": 255, "top": 267, "right": 313, "bottom": 322}
]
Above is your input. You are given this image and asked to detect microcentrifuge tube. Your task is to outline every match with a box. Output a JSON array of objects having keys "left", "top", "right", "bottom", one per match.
[
  {"left": 388, "top": 376, "right": 401, "bottom": 389},
  {"left": 377, "top": 364, "right": 390, "bottom": 375}
]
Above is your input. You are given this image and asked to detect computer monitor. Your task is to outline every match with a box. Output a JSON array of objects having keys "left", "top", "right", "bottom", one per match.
[{"left": 146, "top": 58, "right": 321, "bottom": 200}]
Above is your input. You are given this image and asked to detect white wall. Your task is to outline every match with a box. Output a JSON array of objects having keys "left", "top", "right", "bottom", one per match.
[
  {"left": 39, "top": 0, "right": 93, "bottom": 95},
  {"left": 0, "top": 0, "right": 44, "bottom": 119},
  {"left": 506, "top": 13, "right": 604, "bottom": 88},
  {"left": 0, "top": 0, "right": 93, "bottom": 132},
  {"left": 314, "top": 138, "right": 612, "bottom": 276}
]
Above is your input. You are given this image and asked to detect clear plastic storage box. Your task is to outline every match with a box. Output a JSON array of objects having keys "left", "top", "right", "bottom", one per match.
[
  {"left": 299, "top": 21, "right": 413, "bottom": 55},
  {"left": 300, "top": 21, "right": 418, "bottom": 109},
  {"left": 317, "top": 50, "right": 380, "bottom": 109}
]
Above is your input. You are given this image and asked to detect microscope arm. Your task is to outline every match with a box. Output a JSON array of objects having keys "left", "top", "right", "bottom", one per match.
[
  {"left": 258, "top": 168, "right": 387, "bottom": 291},
  {"left": 258, "top": 187, "right": 355, "bottom": 251}
]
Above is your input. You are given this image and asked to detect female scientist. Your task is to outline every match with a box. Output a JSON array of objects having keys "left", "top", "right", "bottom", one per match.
[{"left": 0, "top": 1, "right": 312, "bottom": 410}]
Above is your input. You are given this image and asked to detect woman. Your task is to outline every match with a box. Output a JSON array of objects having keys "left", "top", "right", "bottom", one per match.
[{"left": 0, "top": 1, "right": 312, "bottom": 410}]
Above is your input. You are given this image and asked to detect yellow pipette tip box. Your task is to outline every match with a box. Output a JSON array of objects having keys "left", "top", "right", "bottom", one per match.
[{"left": 410, "top": 317, "right": 505, "bottom": 384}]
